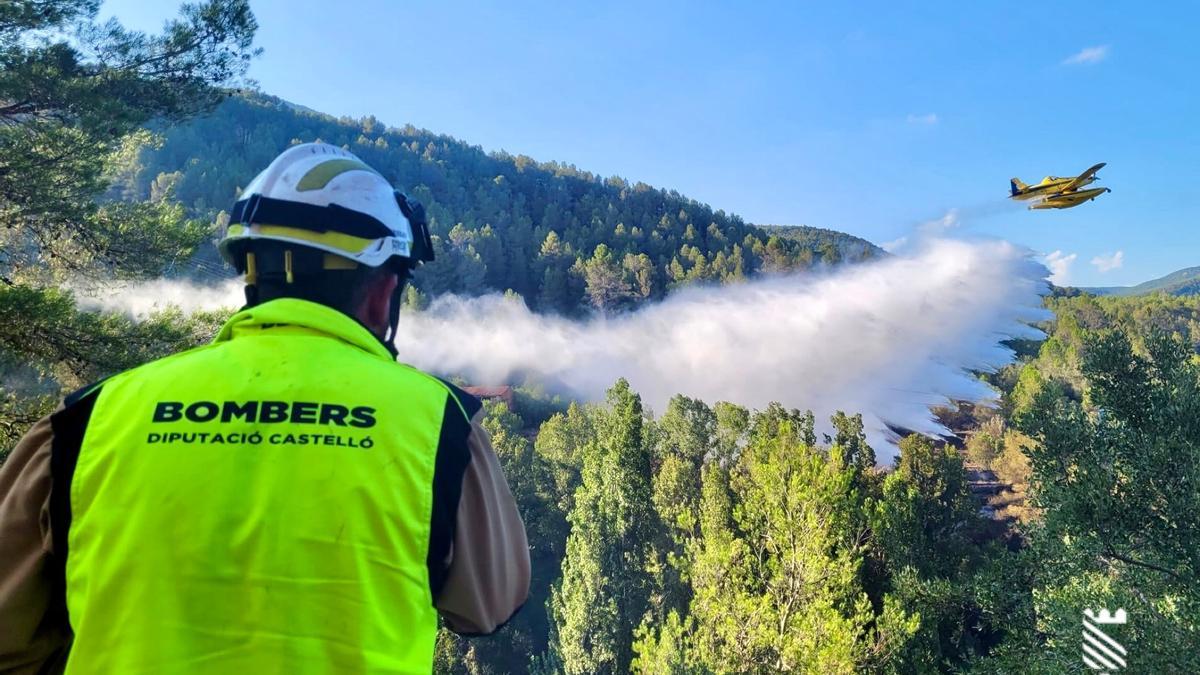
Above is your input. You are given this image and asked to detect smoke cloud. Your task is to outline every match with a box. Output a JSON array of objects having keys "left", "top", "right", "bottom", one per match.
[{"left": 76, "top": 237, "right": 1049, "bottom": 458}]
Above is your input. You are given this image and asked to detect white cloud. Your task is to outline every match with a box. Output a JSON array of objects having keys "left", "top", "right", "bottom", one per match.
[
  {"left": 906, "top": 113, "right": 939, "bottom": 125},
  {"left": 881, "top": 236, "right": 908, "bottom": 252},
  {"left": 1062, "top": 45, "right": 1109, "bottom": 66},
  {"left": 1043, "top": 250, "right": 1077, "bottom": 285},
  {"left": 1090, "top": 250, "right": 1125, "bottom": 273}
]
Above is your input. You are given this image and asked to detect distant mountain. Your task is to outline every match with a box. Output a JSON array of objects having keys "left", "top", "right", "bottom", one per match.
[
  {"left": 119, "top": 92, "right": 882, "bottom": 314},
  {"left": 1080, "top": 266, "right": 1200, "bottom": 297}
]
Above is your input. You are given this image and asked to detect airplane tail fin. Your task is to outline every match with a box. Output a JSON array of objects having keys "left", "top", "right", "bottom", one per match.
[{"left": 1010, "top": 178, "right": 1027, "bottom": 196}]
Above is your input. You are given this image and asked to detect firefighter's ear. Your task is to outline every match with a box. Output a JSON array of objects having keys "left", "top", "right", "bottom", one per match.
[{"left": 360, "top": 271, "right": 400, "bottom": 337}]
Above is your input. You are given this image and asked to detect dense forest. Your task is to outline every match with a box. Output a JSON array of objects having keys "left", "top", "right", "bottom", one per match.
[
  {"left": 113, "top": 91, "right": 882, "bottom": 314},
  {"left": 432, "top": 291, "right": 1200, "bottom": 673},
  {"left": 2, "top": 2, "right": 1197, "bottom": 673}
]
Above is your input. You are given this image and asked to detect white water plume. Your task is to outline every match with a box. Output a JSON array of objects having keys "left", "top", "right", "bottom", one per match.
[
  {"left": 76, "top": 237, "right": 1050, "bottom": 458},
  {"left": 395, "top": 237, "right": 1049, "bottom": 454},
  {"left": 75, "top": 278, "right": 244, "bottom": 316}
]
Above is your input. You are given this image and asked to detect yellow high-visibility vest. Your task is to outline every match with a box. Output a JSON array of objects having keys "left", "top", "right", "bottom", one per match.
[{"left": 60, "top": 298, "right": 469, "bottom": 674}]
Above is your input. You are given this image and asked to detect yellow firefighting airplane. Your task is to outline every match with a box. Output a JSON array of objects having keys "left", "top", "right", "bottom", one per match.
[{"left": 1010, "top": 162, "right": 1110, "bottom": 210}]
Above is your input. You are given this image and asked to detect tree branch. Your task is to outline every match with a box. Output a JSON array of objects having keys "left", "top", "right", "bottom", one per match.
[{"left": 1101, "top": 547, "right": 1186, "bottom": 582}]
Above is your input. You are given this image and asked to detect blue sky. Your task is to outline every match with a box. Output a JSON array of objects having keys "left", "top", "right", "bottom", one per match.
[{"left": 101, "top": 0, "right": 1199, "bottom": 287}]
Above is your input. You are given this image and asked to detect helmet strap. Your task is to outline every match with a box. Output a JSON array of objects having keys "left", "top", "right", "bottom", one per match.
[
  {"left": 382, "top": 261, "right": 410, "bottom": 358},
  {"left": 237, "top": 243, "right": 408, "bottom": 360},
  {"left": 243, "top": 251, "right": 259, "bottom": 307},
  {"left": 383, "top": 284, "right": 402, "bottom": 358}
]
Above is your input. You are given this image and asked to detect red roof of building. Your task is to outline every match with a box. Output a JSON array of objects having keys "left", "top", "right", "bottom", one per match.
[{"left": 462, "top": 386, "right": 515, "bottom": 410}]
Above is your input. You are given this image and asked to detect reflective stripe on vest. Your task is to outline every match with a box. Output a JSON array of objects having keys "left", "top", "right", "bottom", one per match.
[{"left": 63, "top": 299, "right": 462, "bottom": 674}]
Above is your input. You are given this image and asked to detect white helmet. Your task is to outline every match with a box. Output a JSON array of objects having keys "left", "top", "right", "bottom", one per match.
[{"left": 219, "top": 142, "right": 433, "bottom": 268}]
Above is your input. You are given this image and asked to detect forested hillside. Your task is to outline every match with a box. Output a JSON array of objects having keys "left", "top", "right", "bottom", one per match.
[
  {"left": 0, "top": 0, "right": 256, "bottom": 451},
  {"left": 2, "top": 2, "right": 1197, "bottom": 672},
  {"left": 114, "top": 93, "right": 883, "bottom": 314},
  {"left": 432, "top": 290, "right": 1200, "bottom": 673},
  {"left": 1079, "top": 265, "right": 1200, "bottom": 297},
  {"left": 759, "top": 224, "right": 880, "bottom": 264}
]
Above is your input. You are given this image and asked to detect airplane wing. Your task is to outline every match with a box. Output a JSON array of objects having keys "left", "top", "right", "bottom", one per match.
[{"left": 1059, "top": 162, "right": 1106, "bottom": 192}]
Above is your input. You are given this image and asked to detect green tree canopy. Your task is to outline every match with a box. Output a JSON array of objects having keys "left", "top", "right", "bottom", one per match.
[{"left": 0, "top": 0, "right": 258, "bottom": 454}]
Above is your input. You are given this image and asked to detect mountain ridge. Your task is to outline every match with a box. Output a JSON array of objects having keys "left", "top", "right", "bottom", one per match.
[
  {"left": 758, "top": 224, "right": 884, "bottom": 262},
  {"left": 122, "top": 91, "right": 884, "bottom": 314},
  {"left": 1078, "top": 265, "right": 1200, "bottom": 297}
]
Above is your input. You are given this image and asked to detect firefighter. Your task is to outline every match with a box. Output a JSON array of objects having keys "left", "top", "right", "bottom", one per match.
[{"left": 0, "top": 143, "right": 530, "bottom": 674}]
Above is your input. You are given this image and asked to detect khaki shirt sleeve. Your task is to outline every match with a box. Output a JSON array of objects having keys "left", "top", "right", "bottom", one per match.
[
  {"left": 0, "top": 413, "right": 70, "bottom": 674},
  {"left": 435, "top": 410, "right": 530, "bottom": 635}
]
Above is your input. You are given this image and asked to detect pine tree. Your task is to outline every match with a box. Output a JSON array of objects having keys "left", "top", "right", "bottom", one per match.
[
  {"left": 547, "top": 380, "right": 657, "bottom": 674},
  {"left": 868, "top": 435, "right": 986, "bottom": 671},
  {"left": 0, "top": 0, "right": 258, "bottom": 281},
  {"left": 536, "top": 231, "right": 576, "bottom": 313},
  {"left": 0, "top": 0, "right": 258, "bottom": 453},
  {"left": 622, "top": 253, "right": 656, "bottom": 301},
  {"left": 872, "top": 435, "right": 976, "bottom": 578},
  {"left": 685, "top": 414, "right": 875, "bottom": 672},
  {"left": 577, "top": 244, "right": 632, "bottom": 315}
]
